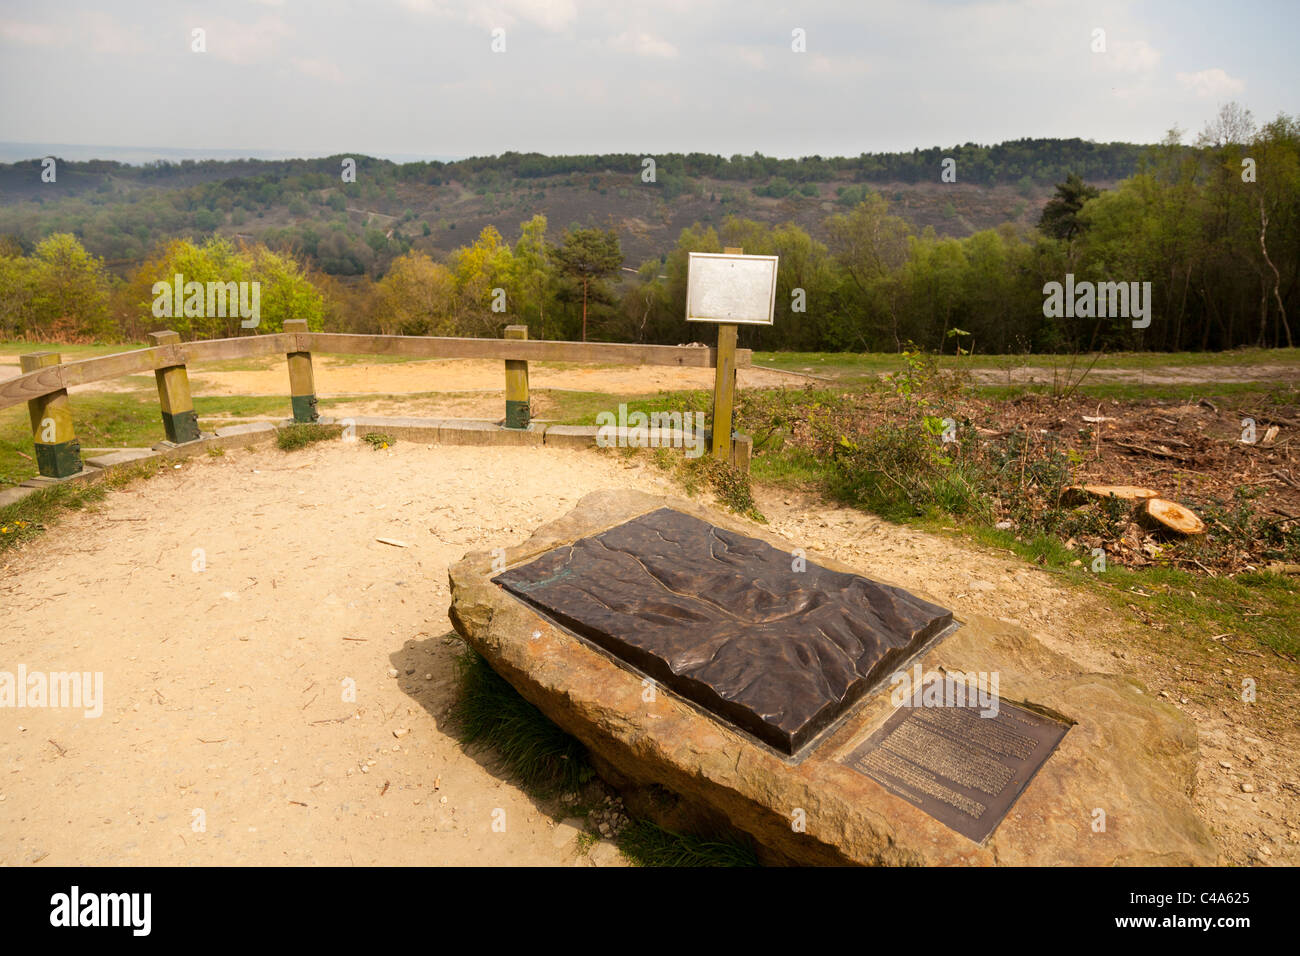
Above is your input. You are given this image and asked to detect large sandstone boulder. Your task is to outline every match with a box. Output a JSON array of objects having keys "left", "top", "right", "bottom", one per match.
[{"left": 448, "top": 489, "right": 1216, "bottom": 866}]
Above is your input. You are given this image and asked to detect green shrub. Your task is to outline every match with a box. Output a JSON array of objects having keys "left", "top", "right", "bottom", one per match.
[{"left": 276, "top": 423, "right": 341, "bottom": 450}]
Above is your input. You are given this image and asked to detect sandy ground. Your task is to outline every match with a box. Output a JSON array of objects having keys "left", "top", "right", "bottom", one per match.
[
  {"left": 4, "top": 353, "right": 1297, "bottom": 404},
  {"left": 2, "top": 441, "right": 1297, "bottom": 866},
  {"left": 0, "top": 354, "right": 809, "bottom": 397}
]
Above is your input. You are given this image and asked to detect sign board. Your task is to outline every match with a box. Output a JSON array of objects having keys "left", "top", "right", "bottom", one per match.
[{"left": 686, "top": 252, "right": 779, "bottom": 326}]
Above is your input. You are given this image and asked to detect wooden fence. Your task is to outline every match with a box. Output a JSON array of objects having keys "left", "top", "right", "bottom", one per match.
[{"left": 1, "top": 320, "right": 754, "bottom": 480}]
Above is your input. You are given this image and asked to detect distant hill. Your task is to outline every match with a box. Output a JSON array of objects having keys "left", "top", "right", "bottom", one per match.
[{"left": 0, "top": 139, "right": 1153, "bottom": 275}]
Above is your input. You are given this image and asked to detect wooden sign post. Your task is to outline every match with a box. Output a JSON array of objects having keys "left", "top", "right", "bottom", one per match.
[
  {"left": 686, "top": 247, "right": 779, "bottom": 463},
  {"left": 710, "top": 247, "right": 743, "bottom": 459}
]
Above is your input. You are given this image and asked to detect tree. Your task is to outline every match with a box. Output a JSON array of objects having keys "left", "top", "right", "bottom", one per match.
[
  {"left": 128, "top": 237, "right": 324, "bottom": 337},
  {"left": 508, "top": 214, "right": 554, "bottom": 337},
  {"left": 1038, "top": 172, "right": 1101, "bottom": 241},
  {"left": 826, "top": 195, "right": 911, "bottom": 349},
  {"left": 0, "top": 247, "right": 39, "bottom": 340},
  {"left": 448, "top": 225, "right": 512, "bottom": 336},
  {"left": 376, "top": 251, "right": 455, "bottom": 335},
  {"left": 29, "top": 234, "right": 113, "bottom": 340},
  {"left": 551, "top": 227, "right": 622, "bottom": 341}
]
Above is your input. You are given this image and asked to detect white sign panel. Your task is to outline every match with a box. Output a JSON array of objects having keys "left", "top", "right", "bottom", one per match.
[{"left": 686, "top": 252, "right": 779, "bottom": 326}]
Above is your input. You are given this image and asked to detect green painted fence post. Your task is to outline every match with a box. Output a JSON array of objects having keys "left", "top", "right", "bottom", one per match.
[
  {"left": 20, "top": 351, "right": 82, "bottom": 478},
  {"left": 504, "top": 325, "right": 530, "bottom": 429},
  {"left": 149, "top": 330, "right": 201, "bottom": 444},
  {"left": 283, "top": 319, "right": 319, "bottom": 423}
]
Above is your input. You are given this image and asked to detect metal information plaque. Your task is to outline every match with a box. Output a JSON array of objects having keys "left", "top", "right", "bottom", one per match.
[
  {"left": 842, "top": 678, "right": 1070, "bottom": 843},
  {"left": 493, "top": 508, "right": 954, "bottom": 757},
  {"left": 686, "top": 252, "right": 779, "bottom": 325}
]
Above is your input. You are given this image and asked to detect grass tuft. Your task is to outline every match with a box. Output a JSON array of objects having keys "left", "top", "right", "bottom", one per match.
[
  {"left": 0, "top": 460, "right": 164, "bottom": 554},
  {"left": 447, "top": 646, "right": 594, "bottom": 796},
  {"left": 616, "top": 820, "right": 760, "bottom": 867},
  {"left": 448, "top": 646, "right": 766, "bottom": 865},
  {"left": 276, "top": 423, "right": 342, "bottom": 450}
]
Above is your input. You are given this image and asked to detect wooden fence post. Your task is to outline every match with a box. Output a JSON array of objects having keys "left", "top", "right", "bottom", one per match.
[
  {"left": 710, "top": 247, "right": 742, "bottom": 459},
  {"left": 503, "top": 324, "right": 530, "bottom": 429},
  {"left": 148, "top": 330, "right": 200, "bottom": 444},
  {"left": 20, "top": 351, "right": 82, "bottom": 478},
  {"left": 282, "top": 319, "right": 319, "bottom": 423}
]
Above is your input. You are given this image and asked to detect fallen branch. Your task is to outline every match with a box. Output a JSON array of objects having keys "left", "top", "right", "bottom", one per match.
[
  {"left": 1112, "top": 440, "right": 1188, "bottom": 462},
  {"left": 1269, "top": 469, "right": 1300, "bottom": 490}
]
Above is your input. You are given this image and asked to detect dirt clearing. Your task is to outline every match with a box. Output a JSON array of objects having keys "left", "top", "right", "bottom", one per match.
[{"left": 1, "top": 441, "right": 1296, "bottom": 865}]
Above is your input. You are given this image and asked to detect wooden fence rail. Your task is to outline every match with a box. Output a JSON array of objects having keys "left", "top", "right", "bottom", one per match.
[{"left": 2, "top": 326, "right": 754, "bottom": 479}]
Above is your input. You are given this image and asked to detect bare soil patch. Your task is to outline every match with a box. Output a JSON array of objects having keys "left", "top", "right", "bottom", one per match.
[{"left": 185, "top": 357, "right": 803, "bottom": 397}]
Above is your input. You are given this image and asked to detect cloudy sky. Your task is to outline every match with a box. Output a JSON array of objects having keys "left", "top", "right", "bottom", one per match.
[{"left": 1, "top": 0, "right": 1295, "bottom": 161}]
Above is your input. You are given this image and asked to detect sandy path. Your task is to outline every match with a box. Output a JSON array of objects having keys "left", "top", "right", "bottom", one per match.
[
  {"left": 1, "top": 441, "right": 1295, "bottom": 866},
  {"left": 184, "top": 358, "right": 806, "bottom": 396},
  {"left": 0, "top": 444, "right": 681, "bottom": 866}
]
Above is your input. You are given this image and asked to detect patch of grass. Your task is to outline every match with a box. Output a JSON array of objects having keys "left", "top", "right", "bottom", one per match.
[
  {"left": 542, "top": 388, "right": 711, "bottom": 427},
  {"left": 976, "top": 381, "right": 1292, "bottom": 403},
  {"left": 616, "top": 820, "right": 760, "bottom": 867},
  {"left": 0, "top": 391, "right": 168, "bottom": 485},
  {"left": 0, "top": 460, "right": 164, "bottom": 555},
  {"left": 822, "top": 418, "right": 989, "bottom": 522},
  {"left": 362, "top": 432, "right": 395, "bottom": 449},
  {"left": 1097, "top": 565, "right": 1300, "bottom": 661},
  {"left": 703, "top": 458, "right": 763, "bottom": 521},
  {"left": 0, "top": 392, "right": 297, "bottom": 485},
  {"left": 748, "top": 445, "right": 824, "bottom": 488},
  {"left": 448, "top": 647, "right": 767, "bottom": 864},
  {"left": 929, "top": 519, "right": 1300, "bottom": 661},
  {"left": 207, "top": 445, "right": 225, "bottom": 457},
  {"left": 448, "top": 647, "right": 594, "bottom": 796},
  {"left": 0, "top": 341, "right": 134, "bottom": 360},
  {"left": 193, "top": 395, "right": 291, "bottom": 418},
  {"left": 276, "top": 423, "right": 342, "bottom": 450},
  {"left": 660, "top": 453, "right": 764, "bottom": 522}
]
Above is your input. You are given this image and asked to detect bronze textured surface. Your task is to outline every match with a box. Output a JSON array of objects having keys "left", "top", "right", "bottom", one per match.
[
  {"left": 493, "top": 507, "right": 954, "bottom": 755},
  {"left": 842, "top": 678, "right": 1071, "bottom": 843}
]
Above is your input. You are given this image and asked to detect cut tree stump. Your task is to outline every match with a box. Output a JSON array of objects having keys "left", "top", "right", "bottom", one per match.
[
  {"left": 1139, "top": 498, "right": 1206, "bottom": 536},
  {"left": 1062, "top": 484, "right": 1162, "bottom": 506}
]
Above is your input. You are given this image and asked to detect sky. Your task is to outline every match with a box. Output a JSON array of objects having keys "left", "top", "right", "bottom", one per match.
[{"left": 0, "top": 0, "right": 1296, "bottom": 162}]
